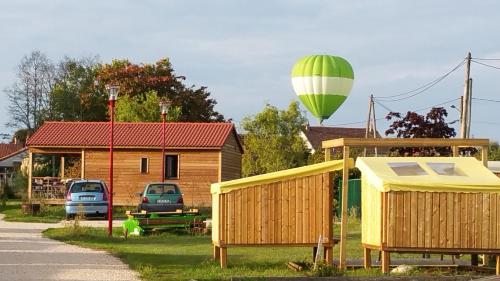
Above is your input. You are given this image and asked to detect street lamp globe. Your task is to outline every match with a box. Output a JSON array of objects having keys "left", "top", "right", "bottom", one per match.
[
  {"left": 159, "top": 99, "right": 171, "bottom": 115},
  {"left": 106, "top": 85, "right": 119, "bottom": 101}
]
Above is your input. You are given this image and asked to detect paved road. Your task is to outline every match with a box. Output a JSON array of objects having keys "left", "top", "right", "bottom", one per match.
[{"left": 0, "top": 214, "right": 140, "bottom": 281}]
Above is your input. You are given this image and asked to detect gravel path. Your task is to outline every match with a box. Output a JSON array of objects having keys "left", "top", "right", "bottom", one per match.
[{"left": 0, "top": 214, "right": 140, "bottom": 281}]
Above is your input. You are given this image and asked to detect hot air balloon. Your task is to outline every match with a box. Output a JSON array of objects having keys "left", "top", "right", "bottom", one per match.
[{"left": 291, "top": 55, "right": 354, "bottom": 124}]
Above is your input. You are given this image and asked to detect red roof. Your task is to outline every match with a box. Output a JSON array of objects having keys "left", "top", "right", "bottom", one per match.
[
  {"left": 303, "top": 126, "right": 382, "bottom": 151},
  {"left": 0, "top": 143, "right": 25, "bottom": 159},
  {"left": 27, "top": 122, "right": 239, "bottom": 149}
]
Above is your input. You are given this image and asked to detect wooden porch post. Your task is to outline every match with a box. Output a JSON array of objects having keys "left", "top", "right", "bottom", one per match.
[
  {"left": 81, "top": 149, "right": 85, "bottom": 179},
  {"left": 60, "top": 156, "right": 65, "bottom": 179},
  {"left": 363, "top": 248, "right": 372, "bottom": 269},
  {"left": 213, "top": 245, "right": 220, "bottom": 260},
  {"left": 28, "top": 152, "right": 33, "bottom": 200},
  {"left": 220, "top": 247, "right": 227, "bottom": 268},
  {"left": 452, "top": 146, "right": 459, "bottom": 157},
  {"left": 339, "top": 145, "right": 350, "bottom": 269},
  {"left": 324, "top": 148, "right": 331, "bottom": 161}
]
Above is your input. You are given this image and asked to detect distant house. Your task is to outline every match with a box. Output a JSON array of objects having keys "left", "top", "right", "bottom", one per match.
[
  {"left": 26, "top": 122, "right": 243, "bottom": 206},
  {"left": 488, "top": 161, "right": 500, "bottom": 177},
  {"left": 300, "top": 126, "right": 382, "bottom": 154},
  {"left": 0, "top": 143, "right": 27, "bottom": 184}
]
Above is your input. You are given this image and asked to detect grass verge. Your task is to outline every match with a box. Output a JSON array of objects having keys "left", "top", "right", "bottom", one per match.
[{"left": 43, "top": 220, "right": 386, "bottom": 280}]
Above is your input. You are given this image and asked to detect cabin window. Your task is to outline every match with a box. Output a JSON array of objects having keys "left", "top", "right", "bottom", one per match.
[
  {"left": 427, "top": 162, "right": 466, "bottom": 176},
  {"left": 165, "top": 155, "right": 179, "bottom": 179},
  {"left": 388, "top": 162, "right": 428, "bottom": 176},
  {"left": 140, "top": 157, "right": 149, "bottom": 174}
]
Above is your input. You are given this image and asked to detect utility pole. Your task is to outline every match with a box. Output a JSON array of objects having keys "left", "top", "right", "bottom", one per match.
[
  {"left": 461, "top": 52, "right": 472, "bottom": 139},
  {"left": 364, "top": 95, "right": 378, "bottom": 156},
  {"left": 467, "top": 78, "right": 472, "bottom": 138}
]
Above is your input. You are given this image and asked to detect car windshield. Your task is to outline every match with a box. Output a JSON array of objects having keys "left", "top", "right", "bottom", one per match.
[
  {"left": 71, "top": 182, "right": 104, "bottom": 193},
  {"left": 147, "top": 184, "right": 178, "bottom": 195}
]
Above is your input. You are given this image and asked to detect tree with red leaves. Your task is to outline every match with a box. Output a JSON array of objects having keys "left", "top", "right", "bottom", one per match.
[
  {"left": 385, "top": 107, "right": 456, "bottom": 156},
  {"left": 95, "top": 58, "right": 224, "bottom": 122}
]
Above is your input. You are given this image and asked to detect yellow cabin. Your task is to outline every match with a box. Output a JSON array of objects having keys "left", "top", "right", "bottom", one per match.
[{"left": 356, "top": 157, "right": 500, "bottom": 273}]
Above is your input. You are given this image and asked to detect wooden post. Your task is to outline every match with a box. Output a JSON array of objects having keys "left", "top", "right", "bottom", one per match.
[
  {"left": 339, "top": 145, "right": 350, "bottom": 270},
  {"left": 325, "top": 148, "right": 331, "bottom": 161},
  {"left": 220, "top": 247, "right": 227, "bottom": 268},
  {"left": 28, "top": 152, "right": 33, "bottom": 200},
  {"left": 60, "top": 156, "right": 65, "bottom": 179},
  {"left": 482, "top": 146, "right": 488, "bottom": 167},
  {"left": 81, "top": 149, "right": 85, "bottom": 179},
  {"left": 51, "top": 155, "right": 56, "bottom": 177},
  {"left": 213, "top": 245, "right": 220, "bottom": 261},
  {"left": 381, "top": 251, "right": 390, "bottom": 273},
  {"left": 325, "top": 247, "right": 333, "bottom": 265},
  {"left": 496, "top": 255, "right": 499, "bottom": 275},
  {"left": 452, "top": 146, "right": 459, "bottom": 157},
  {"left": 363, "top": 248, "right": 372, "bottom": 269}
]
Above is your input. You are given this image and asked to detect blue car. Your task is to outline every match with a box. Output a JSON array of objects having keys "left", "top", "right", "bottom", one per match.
[{"left": 65, "top": 180, "right": 109, "bottom": 219}]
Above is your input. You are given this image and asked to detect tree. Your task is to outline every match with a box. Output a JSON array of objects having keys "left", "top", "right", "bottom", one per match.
[
  {"left": 5, "top": 51, "right": 55, "bottom": 131},
  {"left": 95, "top": 58, "right": 224, "bottom": 122},
  {"left": 489, "top": 142, "right": 500, "bottom": 160},
  {"left": 242, "top": 101, "right": 310, "bottom": 177},
  {"left": 50, "top": 56, "right": 108, "bottom": 121},
  {"left": 385, "top": 107, "right": 456, "bottom": 156},
  {"left": 115, "top": 91, "right": 181, "bottom": 122}
]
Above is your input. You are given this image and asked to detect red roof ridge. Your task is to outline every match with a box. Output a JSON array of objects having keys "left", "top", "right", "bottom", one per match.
[{"left": 42, "top": 121, "right": 233, "bottom": 126}]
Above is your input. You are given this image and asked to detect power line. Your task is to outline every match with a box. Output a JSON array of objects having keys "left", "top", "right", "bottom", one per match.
[
  {"left": 373, "top": 100, "right": 394, "bottom": 113},
  {"left": 374, "top": 59, "right": 465, "bottom": 101},
  {"left": 471, "top": 60, "right": 500, "bottom": 70},
  {"left": 472, "top": 97, "right": 500, "bottom": 103},
  {"left": 472, "top": 57, "right": 500, "bottom": 61},
  {"left": 414, "top": 97, "right": 460, "bottom": 112}
]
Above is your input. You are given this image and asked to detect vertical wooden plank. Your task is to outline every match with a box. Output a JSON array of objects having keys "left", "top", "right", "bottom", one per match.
[
  {"left": 417, "top": 192, "right": 425, "bottom": 248},
  {"left": 446, "top": 192, "right": 454, "bottom": 248},
  {"left": 317, "top": 174, "right": 323, "bottom": 244},
  {"left": 424, "top": 192, "right": 432, "bottom": 248},
  {"left": 256, "top": 186, "right": 262, "bottom": 244},
  {"left": 248, "top": 187, "right": 255, "bottom": 244},
  {"left": 213, "top": 245, "right": 220, "bottom": 260},
  {"left": 381, "top": 192, "right": 387, "bottom": 246},
  {"left": 282, "top": 180, "right": 289, "bottom": 244},
  {"left": 403, "top": 192, "right": 411, "bottom": 247},
  {"left": 453, "top": 193, "right": 461, "bottom": 248},
  {"left": 395, "top": 192, "right": 404, "bottom": 247},
  {"left": 262, "top": 185, "right": 268, "bottom": 244},
  {"left": 489, "top": 193, "right": 496, "bottom": 249},
  {"left": 431, "top": 193, "right": 440, "bottom": 248},
  {"left": 309, "top": 175, "right": 316, "bottom": 243},
  {"left": 363, "top": 248, "right": 372, "bottom": 269},
  {"left": 496, "top": 255, "right": 500, "bottom": 275},
  {"left": 241, "top": 188, "right": 247, "bottom": 244},
  {"left": 236, "top": 189, "right": 242, "bottom": 244},
  {"left": 324, "top": 172, "right": 333, "bottom": 244},
  {"left": 339, "top": 145, "right": 350, "bottom": 270},
  {"left": 439, "top": 193, "right": 447, "bottom": 248},
  {"left": 482, "top": 193, "right": 490, "bottom": 249},
  {"left": 482, "top": 145, "right": 488, "bottom": 167},
  {"left": 289, "top": 179, "right": 296, "bottom": 244},
  {"left": 220, "top": 194, "right": 226, "bottom": 245},
  {"left": 381, "top": 251, "right": 390, "bottom": 274},
  {"left": 275, "top": 182, "right": 282, "bottom": 244},
  {"left": 387, "top": 193, "right": 395, "bottom": 247},
  {"left": 410, "top": 192, "right": 418, "bottom": 247},
  {"left": 470, "top": 193, "right": 476, "bottom": 249},
  {"left": 220, "top": 247, "right": 227, "bottom": 268},
  {"left": 462, "top": 193, "right": 469, "bottom": 249},
  {"left": 296, "top": 178, "right": 303, "bottom": 243},
  {"left": 476, "top": 193, "right": 483, "bottom": 249},
  {"left": 270, "top": 183, "right": 275, "bottom": 244},
  {"left": 303, "top": 176, "right": 309, "bottom": 243}
]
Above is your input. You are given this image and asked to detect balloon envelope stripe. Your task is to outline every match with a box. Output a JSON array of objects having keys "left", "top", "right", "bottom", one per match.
[{"left": 292, "top": 76, "right": 353, "bottom": 96}]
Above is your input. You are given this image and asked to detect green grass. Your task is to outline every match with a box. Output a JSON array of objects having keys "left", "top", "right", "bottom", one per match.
[
  {"left": 0, "top": 200, "right": 135, "bottom": 223},
  {"left": 43, "top": 220, "right": 387, "bottom": 281}
]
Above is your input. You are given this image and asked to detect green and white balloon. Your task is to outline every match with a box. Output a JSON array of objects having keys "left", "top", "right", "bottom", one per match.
[{"left": 291, "top": 55, "right": 354, "bottom": 124}]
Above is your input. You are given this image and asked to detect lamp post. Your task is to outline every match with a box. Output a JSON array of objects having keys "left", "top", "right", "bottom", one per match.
[
  {"left": 159, "top": 99, "right": 171, "bottom": 182},
  {"left": 106, "top": 85, "right": 119, "bottom": 236}
]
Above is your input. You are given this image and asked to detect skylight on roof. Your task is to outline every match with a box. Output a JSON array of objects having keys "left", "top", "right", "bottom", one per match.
[
  {"left": 388, "top": 162, "right": 428, "bottom": 176},
  {"left": 427, "top": 162, "right": 466, "bottom": 176}
]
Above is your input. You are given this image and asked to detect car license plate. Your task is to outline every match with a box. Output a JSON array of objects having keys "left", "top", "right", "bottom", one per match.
[{"left": 157, "top": 199, "right": 170, "bottom": 203}]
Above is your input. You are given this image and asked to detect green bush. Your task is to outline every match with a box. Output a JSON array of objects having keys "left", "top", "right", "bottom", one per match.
[{"left": 9, "top": 172, "right": 28, "bottom": 200}]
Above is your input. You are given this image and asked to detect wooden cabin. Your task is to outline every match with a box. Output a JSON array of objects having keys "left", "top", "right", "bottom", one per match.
[
  {"left": 356, "top": 157, "right": 500, "bottom": 274},
  {"left": 26, "top": 121, "right": 242, "bottom": 206},
  {"left": 211, "top": 159, "right": 353, "bottom": 268}
]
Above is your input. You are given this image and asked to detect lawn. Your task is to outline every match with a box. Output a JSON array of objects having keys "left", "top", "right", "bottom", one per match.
[
  {"left": 0, "top": 200, "right": 133, "bottom": 223},
  {"left": 44, "top": 219, "right": 387, "bottom": 281}
]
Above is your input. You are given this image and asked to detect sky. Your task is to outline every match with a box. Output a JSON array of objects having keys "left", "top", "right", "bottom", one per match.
[{"left": 1, "top": 0, "right": 500, "bottom": 141}]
